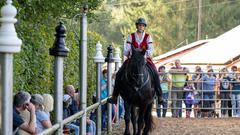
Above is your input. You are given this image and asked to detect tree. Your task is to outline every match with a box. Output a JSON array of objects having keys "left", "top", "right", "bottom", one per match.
[
  {"left": 89, "top": 0, "right": 240, "bottom": 56},
  {"left": 0, "top": 0, "right": 105, "bottom": 105}
]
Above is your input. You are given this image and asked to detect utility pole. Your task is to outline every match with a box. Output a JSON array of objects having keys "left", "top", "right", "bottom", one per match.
[{"left": 197, "top": 0, "right": 202, "bottom": 40}]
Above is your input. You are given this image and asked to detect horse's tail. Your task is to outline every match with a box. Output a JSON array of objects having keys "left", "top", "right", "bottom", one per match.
[{"left": 145, "top": 102, "right": 155, "bottom": 132}]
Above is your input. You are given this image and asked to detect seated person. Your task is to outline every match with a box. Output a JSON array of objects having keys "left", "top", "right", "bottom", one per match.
[
  {"left": 42, "top": 94, "right": 54, "bottom": 118},
  {"left": 63, "top": 94, "right": 79, "bottom": 135},
  {"left": 13, "top": 91, "right": 36, "bottom": 135},
  {"left": 65, "top": 85, "right": 79, "bottom": 115},
  {"left": 30, "top": 94, "right": 52, "bottom": 133}
]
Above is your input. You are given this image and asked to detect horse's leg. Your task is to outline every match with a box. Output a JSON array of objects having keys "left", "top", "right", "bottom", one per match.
[
  {"left": 131, "top": 106, "right": 137, "bottom": 135},
  {"left": 143, "top": 103, "right": 154, "bottom": 135},
  {"left": 124, "top": 102, "right": 131, "bottom": 135},
  {"left": 137, "top": 106, "right": 146, "bottom": 135}
]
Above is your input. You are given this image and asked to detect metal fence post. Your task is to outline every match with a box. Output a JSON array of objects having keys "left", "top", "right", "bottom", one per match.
[
  {"left": 49, "top": 22, "right": 69, "bottom": 135},
  {"left": 113, "top": 48, "right": 122, "bottom": 123},
  {"left": 0, "top": 0, "right": 22, "bottom": 134},
  {"left": 79, "top": 5, "right": 88, "bottom": 135},
  {"left": 113, "top": 48, "right": 122, "bottom": 71},
  {"left": 105, "top": 45, "right": 114, "bottom": 133},
  {"left": 93, "top": 41, "right": 105, "bottom": 135}
]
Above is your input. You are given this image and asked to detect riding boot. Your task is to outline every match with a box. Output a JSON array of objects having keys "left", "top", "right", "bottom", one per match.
[{"left": 146, "top": 61, "right": 163, "bottom": 103}]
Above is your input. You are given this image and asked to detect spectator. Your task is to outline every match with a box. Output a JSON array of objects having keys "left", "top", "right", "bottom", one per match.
[
  {"left": 201, "top": 68, "right": 217, "bottom": 113},
  {"left": 101, "top": 69, "right": 108, "bottom": 129},
  {"left": 63, "top": 94, "right": 79, "bottom": 135},
  {"left": 42, "top": 94, "right": 54, "bottom": 117},
  {"left": 183, "top": 80, "right": 195, "bottom": 118},
  {"left": 192, "top": 66, "right": 203, "bottom": 90},
  {"left": 192, "top": 66, "right": 203, "bottom": 117},
  {"left": 118, "top": 97, "right": 125, "bottom": 120},
  {"left": 13, "top": 91, "right": 36, "bottom": 135},
  {"left": 157, "top": 66, "right": 170, "bottom": 117},
  {"left": 30, "top": 94, "right": 52, "bottom": 133},
  {"left": 229, "top": 66, "right": 238, "bottom": 79},
  {"left": 65, "top": 85, "right": 79, "bottom": 115},
  {"left": 227, "top": 66, "right": 238, "bottom": 116},
  {"left": 218, "top": 68, "right": 231, "bottom": 117},
  {"left": 101, "top": 69, "right": 108, "bottom": 100},
  {"left": 169, "top": 59, "right": 188, "bottom": 118},
  {"left": 65, "top": 85, "right": 96, "bottom": 135},
  {"left": 206, "top": 65, "right": 213, "bottom": 72},
  {"left": 86, "top": 119, "right": 96, "bottom": 135},
  {"left": 231, "top": 71, "right": 240, "bottom": 117}
]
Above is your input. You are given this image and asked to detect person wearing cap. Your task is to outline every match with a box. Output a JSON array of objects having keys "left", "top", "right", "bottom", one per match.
[
  {"left": 30, "top": 94, "right": 52, "bottom": 133},
  {"left": 108, "top": 17, "right": 162, "bottom": 104},
  {"left": 13, "top": 91, "right": 36, "bottom": 135},
  {"left": 63, "top": 94, "right": 80, "bottom": 135}
]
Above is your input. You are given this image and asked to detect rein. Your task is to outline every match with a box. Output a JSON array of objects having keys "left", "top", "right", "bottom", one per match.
[{"left": 125, "top": 69, "right": 150, "bottom": 91}]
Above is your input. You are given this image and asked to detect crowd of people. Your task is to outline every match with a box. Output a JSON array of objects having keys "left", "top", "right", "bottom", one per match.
[
  {"left": 90, "top": 69, "right": 125, "bottom": 131},
  {"left": 13, "top": 85, "right": 97, "bottom": 135},
  {"left": 156, "top": 59, "right": 240, "bottom": 118},
  {"left": 12, "top": 69, "right": 125, "bottom": 135}
]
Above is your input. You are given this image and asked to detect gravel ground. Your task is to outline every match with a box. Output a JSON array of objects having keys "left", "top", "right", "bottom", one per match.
[{"left": 110, "top": 117, "right": 240, "bottom": 135}]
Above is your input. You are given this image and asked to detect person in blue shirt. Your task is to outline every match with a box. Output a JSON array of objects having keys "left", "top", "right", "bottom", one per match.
[
  {"left": 30, "top": 94, "right": 52, "bottom": 133},
  {"left": 201, "top": 69, "right": 216, "bottom": 112},
  {"left": 101, "top": 69, "right": 108, "bottom": 130}
]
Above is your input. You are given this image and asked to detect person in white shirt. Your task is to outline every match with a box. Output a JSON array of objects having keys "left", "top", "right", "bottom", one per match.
[{"left": 108, "top": 17, "right": 162, "bottom": 104}]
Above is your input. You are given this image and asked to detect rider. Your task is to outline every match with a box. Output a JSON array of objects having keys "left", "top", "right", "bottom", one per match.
[{"left": 108, "top": 17, "right": 162, "bottom": 104}]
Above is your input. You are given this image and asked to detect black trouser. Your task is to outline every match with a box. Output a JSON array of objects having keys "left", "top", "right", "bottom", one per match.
[{"left": 145, "top": 63, "right": 162, "bottom": 97}]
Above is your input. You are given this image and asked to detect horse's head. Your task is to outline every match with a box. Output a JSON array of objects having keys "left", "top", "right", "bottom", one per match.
[{"left": 128, "top": 46, "right": 147, "bottom": 86}]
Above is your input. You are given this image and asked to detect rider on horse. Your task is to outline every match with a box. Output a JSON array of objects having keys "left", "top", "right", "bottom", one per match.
[{"left": 108, "top": 17, "right": 162, "bottom": 104}]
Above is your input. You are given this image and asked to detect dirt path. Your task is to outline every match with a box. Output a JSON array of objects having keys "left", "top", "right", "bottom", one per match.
[{"left": 111, "top": 117, "right": 240, "bottom": 135}]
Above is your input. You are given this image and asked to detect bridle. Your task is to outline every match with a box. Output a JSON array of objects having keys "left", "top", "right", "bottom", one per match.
[{"left": 125, "top": 68, "right": 150, "bottom": 91}]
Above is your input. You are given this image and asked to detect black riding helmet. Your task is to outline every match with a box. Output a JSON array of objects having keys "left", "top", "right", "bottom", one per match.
[{"left": 135, "top": 18, "right": 147, "bottom": 27}]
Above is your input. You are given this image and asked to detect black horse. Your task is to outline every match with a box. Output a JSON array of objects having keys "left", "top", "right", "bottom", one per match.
[{"left": 114, "top": 47, "right": 156, "bottom": 135}]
